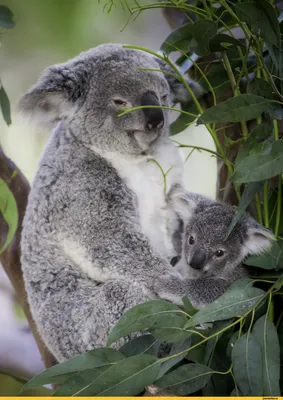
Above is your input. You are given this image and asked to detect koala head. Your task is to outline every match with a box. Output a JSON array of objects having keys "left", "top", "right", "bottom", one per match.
[
  {"left": 19, "top": 44, "right": 201, "bottom": 156},
  {"left": 167, "top": 187, "right": 275, "bottom": 279}
]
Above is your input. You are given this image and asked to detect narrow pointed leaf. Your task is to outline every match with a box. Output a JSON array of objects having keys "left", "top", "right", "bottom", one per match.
[
  {"left": 107, "top": 300, "right": 186, "bottom": 346},
  {"left": 197, "top": 95, "right": 271, "bottom": 124},
  {"left": 0, "top": 85, "right": 11, "bottom": 125},
  {"left": 252, "top": 315, "right": 280, "bottom": 396},
  {"left": 73, "top": 354, "right": 160, "bottom": 396},
  {"left": 157, "top": 337, "right": 191, "bottom": 379},
  {"left": 22, "top": 348, "right": 124, "bottom": 390},
  {"left": 232, "top": 140, "right": 283, "bottom": 183},
  {"left": 232, "top": 332, "right": 263, "bottom": 395},
  {"left": 245, "top": 240, "right": 283, "bottom": 270},
  {"left": 0, "top": 6, "right": 15, "bottom": 29},
  {"left": 155, "top": 363, "right": 213, "bottom": 395},
  {"left": 209, "top": 33, "right": 245, "bottom": 52},
  {"left": 0, "top": 179, "right": 18, "bottom": 254},
  {"left": 185, "top": 280, "right": 265, "bottom": 328},
  {"left": 160, "top": 23, "right": 194, "bottom": 55},
  {"left": 191, "top": 20, "right": 218, "bottom": 56},
  {"left": 119, "top": 335, "right": 159, "bottom": 358}
]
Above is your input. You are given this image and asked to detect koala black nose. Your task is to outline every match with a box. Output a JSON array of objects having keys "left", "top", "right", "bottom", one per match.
[
  {"left": 189, "top": 248, "right": 207, "bottom": 270},
  {"left": 141, "top": 91, "right": 164, "bottom": 130}
]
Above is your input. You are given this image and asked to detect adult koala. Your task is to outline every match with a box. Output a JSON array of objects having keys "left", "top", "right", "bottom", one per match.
[{"left": 20, "top": 44, "right": 203, "bottom": 362}]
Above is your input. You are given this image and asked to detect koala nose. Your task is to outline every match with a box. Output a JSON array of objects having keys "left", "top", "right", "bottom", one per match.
[
  {"left": 141, "top": 91, "right": 164, "bottom": 130},
  {"left": 189, "top": 248, "right": 207, "bottom": 270}
]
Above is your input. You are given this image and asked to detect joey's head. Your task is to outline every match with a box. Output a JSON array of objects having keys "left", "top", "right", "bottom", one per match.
[
  {"left": 168, "top": 187, "right": 275, "bottom": 279},
  {"left": 19, "top": 44, "right": 202, "bottom": 156}
]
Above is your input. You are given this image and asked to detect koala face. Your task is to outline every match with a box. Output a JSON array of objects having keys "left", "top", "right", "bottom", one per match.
[
  {"left": 19, "top": 44, "right": 198, "bottom": 156},
  {"left": 168, "top": 188, "right": 275, "bottom": 280}
]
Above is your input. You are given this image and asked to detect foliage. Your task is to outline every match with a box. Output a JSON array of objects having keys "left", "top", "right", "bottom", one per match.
[{"left": 10, "top": 0, "right": 283, "bottom": 396}]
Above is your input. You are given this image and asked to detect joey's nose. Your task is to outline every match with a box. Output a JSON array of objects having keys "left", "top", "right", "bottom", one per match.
[
  {"left": 141, "top": 91, "right": 164, "bottom": 130},
  {"left": 189, "top": 248, "right": 207, "bottom": 270}
]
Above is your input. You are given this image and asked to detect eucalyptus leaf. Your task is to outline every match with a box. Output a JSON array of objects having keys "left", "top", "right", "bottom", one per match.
[
  {"left": 72, "top": 354, "right": 160, "bottom": 396},
  {"left": 119, "top": 335, "right": 159, "bottom": 358},
  {"left": 169, "top": 102, "right": 198, "bottom": 135},
  {"left": 235, "top": 1, "right": 280, "bottom": 46},
  {"left": 209, "top": 34, "right": 245, "bottom": 52},
  {"left": 252, "top": 315, "right": 280, "bottom": 396},
  {"left": 157, "top": 337, "right": 191, "bottom": 379},
  {"left": 107, "top": 300, "right": 186, "bottom": 346},
  {"left": 235, "top": 123, "right": 273, "bottom": 167},
  {"left": 0, "top": 85, "right": 12, "bottom": 125},
  {"left": 245, "top": 240, "right": 283, "bottom": 270},
  {"left": 191, "top": 20, "right": 218, "bottom": 56},
  {"left": 197, "top": 94, "right": 272, "bottom": 124},
  {"left": 232, "top": 332, "right": 263, "bottom": 395},
  {"left": 226, "top": 182, "right": 262, "bottom": 238},
  {"left": 160, "top": 23, "right": 194, "bottom": 55},
  {"left": 185, "top": 280, "right": 265, "bottom": 328},
  {"left": 232, "top": 140, "right": 283, "bottom": 183},
  {"left": 155, "top": 363, "right": 213, "bottom": 395},
  {"left": 0, "top": 6, "right": 15, "bottom": 29},
  {"left": 0, "top": 179, "right": 18, "bottom": 254},
  {"left": 22, "top": 348, "right": 124, "bottom": 390}
]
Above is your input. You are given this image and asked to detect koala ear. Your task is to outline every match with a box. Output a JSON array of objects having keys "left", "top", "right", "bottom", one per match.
[
  {"left": 167, "top": 184, "right": 197, "bottom": 223},
  {"left": 155, "top": 57, "right": 204, "bottom": 105},
  {"left": 19, "top": 59, "right": 89, "bottom": 129},
  {"left": 243, "top": 217, "right": 275, "bottom": 256}
]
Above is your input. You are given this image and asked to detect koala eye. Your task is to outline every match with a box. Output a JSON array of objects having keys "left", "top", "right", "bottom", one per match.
[
  {"left": 161, "top": 93, "right": 168, "bottom": 102},
  {"left": 188, "top": 236, "right": 195, "bottom": 245},
  {"left": 113, "top": 99, "right": 127, "bottom": 107},
  {"left": 215, "top": 250, "right": 225, "bottom": 258}
]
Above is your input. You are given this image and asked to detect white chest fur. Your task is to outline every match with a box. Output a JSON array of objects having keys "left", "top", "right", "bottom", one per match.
[{"left": 94, "top": 141, "right": 184, "bottom": 260}]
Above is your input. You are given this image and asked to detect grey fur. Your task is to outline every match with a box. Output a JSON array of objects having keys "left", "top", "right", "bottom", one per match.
[
  {"left": 20, "top": 44, "right": 207, "bottom": 361},
  {"left": 166, "top": 185, "right": 275, "bottom": 308}
]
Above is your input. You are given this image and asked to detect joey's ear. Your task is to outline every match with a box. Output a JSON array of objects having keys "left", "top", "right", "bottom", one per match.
[
  {"left": 155, "top": 57, "right": 204, "bottom": 104},
  {"left": 19, "top": 60, "right": 90, "bottom": 129},
  {"left": 243, "top": 217, "right": 275, "bottom": 256},
  {"left": 167, "top": 184, "right": 197, "bottom": 223}
]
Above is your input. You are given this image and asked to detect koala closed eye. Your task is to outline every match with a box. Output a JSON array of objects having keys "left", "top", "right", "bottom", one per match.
[{"left": 113, "top": 98, "right": 128, "bottom": 108}]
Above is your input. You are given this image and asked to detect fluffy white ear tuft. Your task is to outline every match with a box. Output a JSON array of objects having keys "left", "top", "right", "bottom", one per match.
[
  {"left": 18, "top": 60, "right": 89, "bottom": 130},
  {"left": 243, "top": 217, "right": 275, "bottom": 256},
  {"left": 167, "top": 185, "right": 197, "bottom": 224}
]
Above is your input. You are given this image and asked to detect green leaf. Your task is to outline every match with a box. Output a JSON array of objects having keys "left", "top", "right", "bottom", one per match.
[
  {"left": 0, "top": 178, "right": 18, "bottom": 254},
  {"left": 232, "top": 140, "right": 283, "bottom": 183},
  {"left": 169, "top": 102, "right": 198, "bottom": 135},
  {"left": 247, "top": 78, "right": 274, "bottom": 99},
  {"left": 52, "top": 366, "right": 109, "bottom": 396},
  {"left": 245, "top": 240, "right": 283, "bottom": 270},
  {"left": 0, "top": 6, "right": 15, "bottom": 29},
  {"left": 235, "top": 123, "right": 273, "bottom": 167},
  {"left": 197, "top": 94, "right": 271, "bottom": 125},
  {"left": 191, "top": 20, "right": 218, "bottom": 56},
  {"left": 107, "top": 300, "right": 186, "bottom": 346},
  {"left": 155, "top": 363, "right": 213, "bottom": 395},
  {"left": 235, "top": 1, "right": 280, "bottom": 46},
  {"left": 0, "top": 85, "right": 12, "bottom": 125},
  {"left": 226, "top": 182, "right": 262, "bottom": 238},
  {"left": 119, "top": 335, "right": 159, "bottom": 358},
  {"left": 157, "top": 337, "right": 191, "bottom": 379},
  {"left": 209, "top": 34, "right": 245, "bottom": 52},
  {"left": 185, "top": 279, "right": 265, "bottom": 328},
  {"left": 232, "top": 332, "right": 263, "bottom": 395},
  {"left": 160, "top": 23, "right": 194, "bottom": 55},
  {"left": 72, "top": 354, "right": 160, "bottom": 396},
  {"left": 252, "top": 315, "right": 280, "bottom": 396},
  {"left": 22, "top": 348, "right": 124, "bottom": 390}
]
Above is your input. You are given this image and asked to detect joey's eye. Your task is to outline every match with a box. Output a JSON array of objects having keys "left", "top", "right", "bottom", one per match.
[
  {"left": 189, "top": 236, "right": 195, "bottom": 245},
  {"left": 113, "top": 99, "right": 127, "bottom": 107},
  {"left": 215, "top": 250, "right": 224, "bottom": 258}
]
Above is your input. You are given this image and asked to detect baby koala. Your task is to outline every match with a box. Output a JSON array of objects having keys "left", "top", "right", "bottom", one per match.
[{"left": 166, "top": 185, "right": 274, "bottom": 306}]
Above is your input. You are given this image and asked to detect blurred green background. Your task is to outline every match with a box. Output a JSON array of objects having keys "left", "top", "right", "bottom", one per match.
[{"left": 0, "top": 0, "right": 216, "bottom": 395}]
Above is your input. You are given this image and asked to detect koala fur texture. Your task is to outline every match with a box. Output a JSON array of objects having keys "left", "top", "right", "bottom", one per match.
[
  {"left": 165, "top": 185, "right": 275, "bottom": 307},
  {"left": 20, "top": 44, "right": 206, "bottom": 361}
]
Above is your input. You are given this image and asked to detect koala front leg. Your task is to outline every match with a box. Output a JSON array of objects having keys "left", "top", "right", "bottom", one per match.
[{"left": 153, "top": 274, "right": 230, "bottom": 309}]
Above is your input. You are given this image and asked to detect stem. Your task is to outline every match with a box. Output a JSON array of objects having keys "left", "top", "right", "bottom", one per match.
[
  {"left": 273, "top": 120, "right": 282, "bottom": 238},
  {"left": 172, "top": 141, "right": 223, "bottom": 159},
  {"left": 263, "top": 181, "right": 270, "bottom": 228},
  {"left": 118, "top": 105, "right": 197, "bottom": 118},
  {"left": 222, "top": 51, "right": 249, "bottom": 138},
  {"left": 255, "top": 193, "right": 263, "bottom": 225}
]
